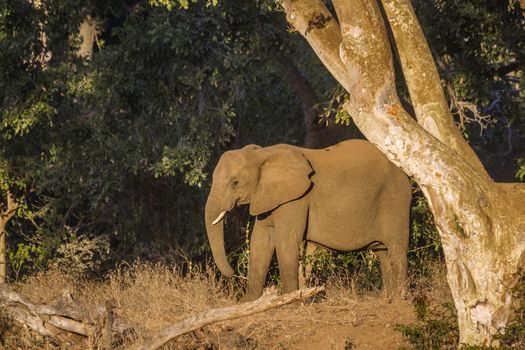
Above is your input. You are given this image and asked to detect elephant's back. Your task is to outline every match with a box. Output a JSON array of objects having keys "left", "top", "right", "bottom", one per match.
[{"left": 306, "top": 139, "right": 400, "bottom": 177}]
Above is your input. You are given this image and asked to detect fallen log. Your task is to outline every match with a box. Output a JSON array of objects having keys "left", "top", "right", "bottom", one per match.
[
  {"left": 0, "top": 284, "right": 131, "bottom": 349},
  {"left": 1, "top": 283, "right": 325, "bottom": 350},
  {"left": 129, "top": 286, "right": 325, "bottom": 350}
]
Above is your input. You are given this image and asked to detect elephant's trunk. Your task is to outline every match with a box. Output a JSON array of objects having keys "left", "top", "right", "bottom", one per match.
[{"left": 205, "top": 193, "right": 234, "bottom": 277}]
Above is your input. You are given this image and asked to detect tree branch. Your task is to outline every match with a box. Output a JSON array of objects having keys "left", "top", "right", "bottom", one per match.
[
  {"left": 378, "top": 0, "right": 488, "bottom": 176},
  {"left": 1, "top": 192, "right": 18, "bottom": 224},
  {"left": 129, "top": 286, "right": 325, "bottom": 350},
  {"left": 281, "top": 0, "right": 352, "bottom": 92}
]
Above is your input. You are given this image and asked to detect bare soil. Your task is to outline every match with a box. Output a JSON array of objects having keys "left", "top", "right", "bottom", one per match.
[{"left": 2, "top": 263, "right": 420, "bottom": 349}]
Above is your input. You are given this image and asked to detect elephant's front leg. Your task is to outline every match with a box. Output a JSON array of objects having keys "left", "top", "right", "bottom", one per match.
[
  {"left": 274, "top": 206, "right": 308, "bottom": 294},
  {"left": 244, "top": 221, "right": 274, "bottom": 301}
]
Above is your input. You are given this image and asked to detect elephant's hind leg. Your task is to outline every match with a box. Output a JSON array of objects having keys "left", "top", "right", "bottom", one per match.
[
  {"left": 299, "top": 241, "right": 317, "bottom": 288},
  {"left": 374, "top": 249, "right": 395, "bottom": 293},
  {"left": 375, "top": 245, "right": 408, "bottom": 297},
  {"left": 378, "top": 195, "right": 410, "bottom": 296},
  {"left": 389, "top": 244, "right": 408, "bottom": 293}
]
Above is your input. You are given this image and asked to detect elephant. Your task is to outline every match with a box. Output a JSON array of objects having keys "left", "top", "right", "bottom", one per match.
[{"left": 205, "top": 139, "right": 411, "bottom": 301}]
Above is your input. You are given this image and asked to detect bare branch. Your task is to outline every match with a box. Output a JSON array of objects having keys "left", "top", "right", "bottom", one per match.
[
  {"left": 129, "top": 286, "right": 325, "bottom": 350},
  {"left": 447, "top": 85, "right": 491, "bottom": 134}
]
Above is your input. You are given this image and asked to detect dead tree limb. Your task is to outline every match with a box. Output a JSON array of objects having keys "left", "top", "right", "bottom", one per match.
[
  {"left": 129, "top": 286, "right": 325, "bottom": 350},
  {"left": 0, "top": 284, "right": 132, "bottom": 348}
]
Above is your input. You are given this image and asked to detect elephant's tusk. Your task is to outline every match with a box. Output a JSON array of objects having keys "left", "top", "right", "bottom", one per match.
[{"left": 212, "top": 211, "right": 227, "bottom": 225}]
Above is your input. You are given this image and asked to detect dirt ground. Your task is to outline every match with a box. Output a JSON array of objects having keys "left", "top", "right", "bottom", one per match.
[
  {"left": 4, "top": 264, "right": 420, "bottom": 350},
  {"left": 205, "top": 293, "right": 416, "bottom": 350},
  {"left": 292, "top": 297, "right": 415, "bottom": 350}
]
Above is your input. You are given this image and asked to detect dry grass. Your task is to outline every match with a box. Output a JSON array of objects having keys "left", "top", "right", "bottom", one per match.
[
  {"left": 408, "top": 262, "right": 455, "bottom": 317},
  {"left": 1, "top": 262, "right": 423, "bottom": 349}
]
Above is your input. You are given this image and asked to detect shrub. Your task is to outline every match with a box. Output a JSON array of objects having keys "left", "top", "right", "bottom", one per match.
[{"left": 50, "top": 227, "right": 111, "bottom": 278}]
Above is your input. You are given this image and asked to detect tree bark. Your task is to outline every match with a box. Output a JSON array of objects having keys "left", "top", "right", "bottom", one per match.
[
  {"left": 77, "top": 15, "right": 97, "bottom": 59},
  {"left": 0, "top": 284, "right": 131, "bottom": 349},
  {"left": 0, "top": 192, "right": 17, "bottom": 283},
  {"left": 281, "top": 0, "right": 525, "bottom": 346}
]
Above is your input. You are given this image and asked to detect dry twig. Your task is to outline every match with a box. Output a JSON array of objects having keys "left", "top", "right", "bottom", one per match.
[{"left": 447, "top": 85, "right": 491, "bottom": 134}]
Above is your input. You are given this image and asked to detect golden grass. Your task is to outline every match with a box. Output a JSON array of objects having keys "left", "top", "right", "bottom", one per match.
[{"left": 2, "top": 262, "right": 426, "bottom": 349}]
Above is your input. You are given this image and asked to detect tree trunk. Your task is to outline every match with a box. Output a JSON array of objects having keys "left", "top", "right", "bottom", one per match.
[
  {"left": 77, "top": 15, "right": 97, "bottom": 59},
  {"left": 281, "top": 0, "right": 525, "bottom": 346},
  {"left": 281, "top": 59, "right": 343, "bottom": 148},
  {"left": 0, "top": 192, "right": 17, "bottom": 283},
  {"left": 0, "top": 224, "right": 6, "bottom": 283}
]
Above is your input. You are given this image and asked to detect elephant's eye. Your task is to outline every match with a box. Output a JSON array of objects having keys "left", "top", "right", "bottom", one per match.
[{"left": 232, "top": 180, "right": 239, "bottom": 188}]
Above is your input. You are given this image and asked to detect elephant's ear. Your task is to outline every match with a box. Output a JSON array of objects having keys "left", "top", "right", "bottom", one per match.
[{"left": 250, "top": 148, "right": 313, "bottom": 216}]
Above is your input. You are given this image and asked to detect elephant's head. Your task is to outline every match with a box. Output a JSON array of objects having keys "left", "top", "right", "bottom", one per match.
[{"left": 205, "top": 144, "right": 313, "bottom": 277}]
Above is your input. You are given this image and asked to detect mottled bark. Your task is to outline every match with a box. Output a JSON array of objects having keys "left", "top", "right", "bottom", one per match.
[
  {"left": 282, "top": 0, "right": 525, "bottom": 346},
  {"left": 379, "top": 0, "right": 487, "bottom": 175},
  {"left": 0, "top": 228, "right": 5, "bottom": 283}
]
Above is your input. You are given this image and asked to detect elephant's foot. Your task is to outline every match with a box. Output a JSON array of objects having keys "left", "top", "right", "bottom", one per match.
[
  {"left": 381, "top": 284, "right": 408, "bottom": 300},
  {"left": 241, "top": 290, "right": 263, "bottom": 303}
]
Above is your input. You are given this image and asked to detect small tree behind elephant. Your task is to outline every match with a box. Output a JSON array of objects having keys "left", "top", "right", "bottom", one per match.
[{"left": 205, "top": 140, "right": 411, "bottom": 301}]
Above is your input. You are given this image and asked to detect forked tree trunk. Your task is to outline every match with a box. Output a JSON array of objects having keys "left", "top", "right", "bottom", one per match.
[{"left": 281, "top": 0, "right": 525, "bottom": 346}]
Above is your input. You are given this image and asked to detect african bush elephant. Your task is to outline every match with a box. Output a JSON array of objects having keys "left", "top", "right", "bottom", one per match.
[{"left": 205, "top": 140, "right": 411, "bottom": 301}]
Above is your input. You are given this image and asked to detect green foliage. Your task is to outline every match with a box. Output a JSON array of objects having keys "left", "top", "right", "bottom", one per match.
[
  {"left": 7, "top": 243, "right": 46, "bottom": 282},
  {"left": 409, "top": 193, "right": 443, "bottom": 278},
  {"left": 0, "top": 0, "right": 309, "bottom": 278},
  {"left": 516, "top": 158, "right": 525, "bottom": 181},
  {"left": 305, "top": 249, "right": 383, "bottom": 291},
  {"left": 149, "top": 0, "right": 217, "bottom": 10},
  {"left": 0, "top": 0, "right": 523, "bottom": 288},
  {"left": 397, "top": 271, "right": 525, "bottom": 349},
  {"left": 414, "top": 0, "right": 525, "bottom": 179}
]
